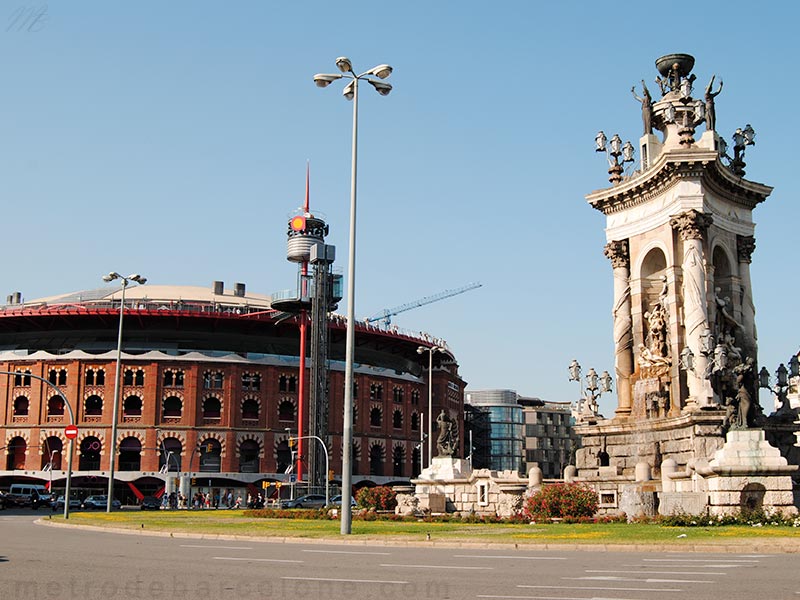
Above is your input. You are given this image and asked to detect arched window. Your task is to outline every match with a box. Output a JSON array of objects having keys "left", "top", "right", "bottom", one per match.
[
  {"left": 163, "top": 369, "right": 185, "bottom": 387},
  {"left": 411, "top": 390, "right": 420, "bottom": 405},
  {"left": 392, "top": 409, "right": 403, "bottom": 429},
  {"left": 85, "top": 395, "right": 103, "bottom": 416},
  {"left": 242, "top": 398, "right": 259, "bottom": 421},
  {"left": 203, "top": 371, "right": 224, "bottom": 389},
  {"left": 123, "top": 368, "right": 145, "bottom": 386},
  {"left": 79, "top": 436, "right": 102, "bottom": 470},
  {"left": 278, "top": 400, "right": 295, "bottom": 422},
  {"left": 202, "top": 397, "right": 222, "bottom": 419},
  {"left": 370, "top": 407, "right": 382, "bottom": 428},
  {"left": 14, "top": 369, "right": 31, "bottom": 387},
  {"left": 369, "top": 384, "right": 383, "bottom": 400},
  {"left": 276, "top": 439, "right": 291, "bottom": 473},
  {"left": 393, "top": 387, "right": 404, "bottom": 403},
  {"left": 369, "top": 444, "right": 384, "bottom": 476},
  {"left": 279, "top": 375, "right": 288, "bottom": 392},
  {"left": 159, "top": 438, "right": 182, "bottom": 472},
  {"left": 412, "top": 446, "right": 421, "bottom": 476},
  {"left": 393, "top": 445, "right": 405, "bottom": 477},
  {"left": 41, "top": 436, "right": 63, "bottom": 470},
  {"left": 162, "top": 396, "right": 182, "bottom": 418},
  {"left": 123, "top": 395, "right": 142, "bottom": 416},
  {"left": 199, "top": 439, "right": 222, "bottom": 472},
  {"left": 47, "top": 395, "right": 64, "bottom": 416},
  {"left": 242, "top": 373, "right": 261, "bottom": 390},
  {"left": 410, "top": 412, "right": 419, "bottom": 431},
  {"left": 118, "top": 437, "right": 142, "bottom": 471},
  {"left": 13, "top": 395, "right": 29, "bottom": 416},
  {"left": 6, "top": 436, "right": 26, "bottom": 470},
  {"left": 48, "top": 368, "right": 67, "bottom": 386},
  {"left": 239, "top": 440, "right": 260, "bottom": 473}
]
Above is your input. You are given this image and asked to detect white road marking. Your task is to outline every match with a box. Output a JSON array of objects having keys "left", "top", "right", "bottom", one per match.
[
  {"left": 569, "top": 575, "right": 714, "bottom": 584},
  {"left": 380, "top": 563, "right": 493, "bottom": 570},
  {"left": 586, "top": 569, "right": 723, "bottom": 575},
  {"left": 642, "top": 558, "right": 759, "bottom": 563},
  {"left": 282, "top": 576, "right": 408, "bottom": 584},
  {"left": 520, "top": 584, "right": 681, "bottom": 592},
  {"left": 213, "top": 556, "right": 302, "bottom": 563},
  {"left": 454, "top": 554, "right": 566, "bottom": 560},
  {"left": 180, "top": 544, "right": 252, "bottom": 550},
  {"left": 479, "top": 595, "right": 649, "bottom": 600},
  {"left": 302, "top": 549, "right": 391, "bottom": 555}
]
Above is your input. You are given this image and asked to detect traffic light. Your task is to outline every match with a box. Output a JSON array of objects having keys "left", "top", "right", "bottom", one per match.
[
  {"left": 191, "top": 477, "right": 196, "bottom": 485},
  {"left": 275, "top": 482, "right": 282, "bottom": 489},
  {"left": 206, "top": 443, "right": 213, "bottom": 453},
  {"left": 288, "top": 437, "right": 295, "bottom": 448},
  {"left": 328, "top": 470, "right": 335, "bottom": 481}
]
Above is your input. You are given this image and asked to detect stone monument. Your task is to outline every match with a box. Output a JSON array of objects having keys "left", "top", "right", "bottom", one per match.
[{"left": 578, "top": 53, "right": 799, "bottom": 518}]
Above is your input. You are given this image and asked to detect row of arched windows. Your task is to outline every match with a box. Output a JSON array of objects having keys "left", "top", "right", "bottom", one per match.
[{"left": 4, "top": 433, "right": 417, "bottom": 477}]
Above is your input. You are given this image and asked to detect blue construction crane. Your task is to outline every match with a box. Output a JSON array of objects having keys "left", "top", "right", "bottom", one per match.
[{"left": 364, "top": 282, "right": 482, "bottom": 326}]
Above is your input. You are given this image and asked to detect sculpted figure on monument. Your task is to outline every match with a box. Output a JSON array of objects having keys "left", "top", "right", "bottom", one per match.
[
  {"left": 704, "top": 75, "right": 723, "bottom": 131},
  {"left": 436, "top": 410, "right": 459, "bottom": 457},
  {"left": 631, "top": 80, "right": 654, "bottom": 135}
]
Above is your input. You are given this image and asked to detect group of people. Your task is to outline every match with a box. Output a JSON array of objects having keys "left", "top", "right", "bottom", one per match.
[{"left": 187, "top": 490, "right": 243, "bottom": 509}]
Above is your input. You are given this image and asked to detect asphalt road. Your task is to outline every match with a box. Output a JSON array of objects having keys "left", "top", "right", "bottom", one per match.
[{"left": 2, "top": 509, "right": 799, "bottom": 599}]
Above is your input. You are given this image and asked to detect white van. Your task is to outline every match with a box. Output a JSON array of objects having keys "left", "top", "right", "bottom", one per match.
[{"left": 8, "top": 483, "right": 52, "bottom": 506}]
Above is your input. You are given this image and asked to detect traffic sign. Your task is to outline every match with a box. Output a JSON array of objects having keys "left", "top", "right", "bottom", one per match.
[{"left": 64, "top": 425, "right": 78, "bottom": 440}]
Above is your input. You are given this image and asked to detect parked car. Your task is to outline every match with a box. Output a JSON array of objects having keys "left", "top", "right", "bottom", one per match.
[
  {"left": 82, "top": 495, "right": 121, "bottom": 510},
  {"left": 282, "top": 494, "right": 327, "bottom": 509},
  {"left": 140, "top": 496, "right": 161, "bottom": 510},
  {"left": 8, "top": 484, "right": 52, "bottom": 508},
  {"left": 51, "top": 495, "right": 81, "bottom": 510},
  {"left": 329, "top": 495, "right": 357, "bottom": 508}
]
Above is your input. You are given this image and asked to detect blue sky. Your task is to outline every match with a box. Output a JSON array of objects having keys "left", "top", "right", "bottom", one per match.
[{"left": 2, "top": 1, "right": 798, "bottom": 416}]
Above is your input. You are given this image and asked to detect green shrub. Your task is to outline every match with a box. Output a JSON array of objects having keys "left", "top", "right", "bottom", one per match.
[
  {"left": 355, "top": 486, "right": 397, "bottom": 511},
  {"left": 522, "top": 483, "right": 599, "bottom": 520}
]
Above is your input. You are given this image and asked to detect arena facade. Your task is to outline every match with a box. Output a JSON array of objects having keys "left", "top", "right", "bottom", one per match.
[{"left": 0, "top": 282, "right": 465, "bottom": 504}]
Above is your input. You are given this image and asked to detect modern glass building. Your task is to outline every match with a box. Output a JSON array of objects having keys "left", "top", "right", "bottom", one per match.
[{"left": 464, "top": 389, "right": 524, "bottom": 473}]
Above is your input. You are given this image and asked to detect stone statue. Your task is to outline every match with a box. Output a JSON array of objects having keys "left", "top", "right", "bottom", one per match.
[
  {"left": 704, "top": 75, "right": 723, "bottom": 131},
  {"left": 436, "top": 410, "right": 459, "bottom": 457},
  {"left": 631, "top": 80, "right": 653, "bottom": 135}
]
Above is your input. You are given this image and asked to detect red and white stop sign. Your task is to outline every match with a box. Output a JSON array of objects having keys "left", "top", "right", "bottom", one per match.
[{"left": 64, "top": 425, "right": 78, "bottom": 440}]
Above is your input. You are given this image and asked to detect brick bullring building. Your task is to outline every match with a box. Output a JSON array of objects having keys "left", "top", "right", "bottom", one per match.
[{"left": 0, "top": 283, "right": 465, "bottom": 503}]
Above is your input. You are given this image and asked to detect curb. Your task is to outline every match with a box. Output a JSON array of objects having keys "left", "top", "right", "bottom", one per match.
[{"left": 35, "top": 518, "right": 800, "bottom": 554}]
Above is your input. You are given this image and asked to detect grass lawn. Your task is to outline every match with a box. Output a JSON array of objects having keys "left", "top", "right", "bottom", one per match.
[{"left": 51, "top": 510, "right": 800, "bottom": 547}]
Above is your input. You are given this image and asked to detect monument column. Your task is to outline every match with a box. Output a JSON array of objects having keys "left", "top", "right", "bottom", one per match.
[
  {"left": 670, "top": 209, "right": 714, "bottom": 408},
  {"left": 736, "top": 235, "right": 757, "bottom": 355},
  {"left": 604, "top": 240, "right": 634, "bottom": 418}
]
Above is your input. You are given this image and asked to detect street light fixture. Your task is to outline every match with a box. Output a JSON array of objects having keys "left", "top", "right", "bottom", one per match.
[
  {"left": 568, "top": 359, "right": 612, "bottom": 421},
  {"left": 103, "top": 271, "right": 146, "bottom": 512},
  {"left": 417, "top": 345, "right": 446, "bottom": 468},
  {"left": 314, "top": 56, "right": 393, "bottom": 535},
  {"left": 759, "top": 356, "right": 799, "bottom": 420}
]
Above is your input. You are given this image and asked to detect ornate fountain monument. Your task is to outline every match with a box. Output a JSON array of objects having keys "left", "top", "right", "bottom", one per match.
[{"left": 579, "top": 53, "right": 798, "bottom": 517}]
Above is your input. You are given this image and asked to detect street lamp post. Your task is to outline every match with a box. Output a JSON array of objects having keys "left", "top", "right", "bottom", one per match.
[
  {"left": 102, "top": 271, "right": 146, "bottom": 512},
  {"left": 47, "top": 449, "right": 59, "bottom": 496},
  {"left": 314, "top": 56, "right": 393, "bottom": 535},
  {"left": 417, "top": 345, "right": 446, "bottom": 468}
]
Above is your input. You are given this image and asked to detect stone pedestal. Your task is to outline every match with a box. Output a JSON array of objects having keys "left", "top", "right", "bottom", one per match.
[{"left": 704, "top": 429, "right": 798, "bottom": 516}]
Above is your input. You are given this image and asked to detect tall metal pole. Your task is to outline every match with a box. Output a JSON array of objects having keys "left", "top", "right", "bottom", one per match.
[
  {"left": 427, "top": 349, "right": 434, "bottom": 467},
  {"left": 107, "top": 279, "right": 126, "bottom": 512},
  {"left": 341, "top": 75, "right": 359, "bottom": 535}
]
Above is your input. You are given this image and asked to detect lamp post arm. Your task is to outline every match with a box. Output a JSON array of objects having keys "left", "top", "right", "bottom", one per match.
[{"left": 0, "top": 371, "right": 76, "bottom": 519}]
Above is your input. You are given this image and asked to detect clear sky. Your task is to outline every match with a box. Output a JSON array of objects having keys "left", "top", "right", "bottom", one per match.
[{"left": 2, "top": 1, "right": 798, "bottom": 416}]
